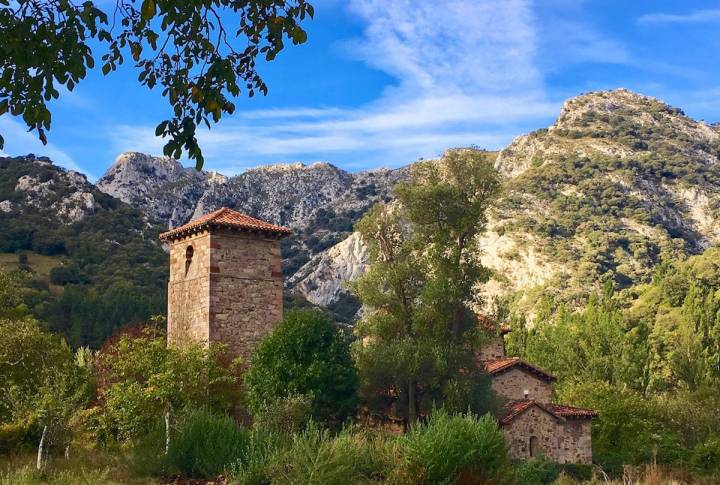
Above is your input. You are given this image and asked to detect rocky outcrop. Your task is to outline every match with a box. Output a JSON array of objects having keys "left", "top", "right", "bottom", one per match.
[
  {"left": 7, "top": 156, "right": 98, "bottom": 223},
  {"left": 289, "top": 232, "right": 368, "bottom": 306}
]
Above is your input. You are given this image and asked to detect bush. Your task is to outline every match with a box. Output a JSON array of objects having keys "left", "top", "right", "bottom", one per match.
[
  {"left": 252, "top": 393, "right": 313, "bottom": 435},
  {"left": 514, "top": 457, "right": 561, "bottom": 485},
  {"left": 265, "top": 424, "right": 384, "bottom": 485},
  {"left": 229, "top": 427, "right": 286, "bottom": 485},
  {"left": 165, "top": 408, "right": 249, "bottom": 479},
  {"left": 391, "top": 409, "right": 511, "bottom": 484},
  {"left": 245, "top": 309, "right": 358, "bottom": 425},
  {"left": 690, "top": 436, "right": 720, "bottom": 475}
]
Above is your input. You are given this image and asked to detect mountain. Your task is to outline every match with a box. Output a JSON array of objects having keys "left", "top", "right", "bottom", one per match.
[
  {"left": 0, "top": 154, "right": 168, "bottom": 347},
  {"left": 94, "top": 89, "right": 720, "bottom": 321},
  {"left": 4, "top": 88, "right": 720, "bottom": 336},
  {"left": 97, "top": 152, "right": 407, "bottom": 319},
  {"left": 481, "top": 88, "right": 720, "bottom": 316}
]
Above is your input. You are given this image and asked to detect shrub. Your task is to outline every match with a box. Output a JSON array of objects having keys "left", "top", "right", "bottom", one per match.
[
  {"left": 165, "top": 408, "right": 249, "bottom": 479},
  {"left": 690, "top": 436, "right": 720, "bottom": 475},
  {"left": 264, "top": 424, "right": 384, "bottom": 485},
  {"left": 245, "top": 309, "right": 358, "bottom": 425},
  {"left": 514, "top": 457, "right": 561, "bottom": 485},
  {"left": 252, "top": 393, "right": 313, "bottom": 435},
  {"left": 391, "top": 409, "right": 511, "bottom": 484},
  {"left": 229, "top": 427, "right": 287, "bottom": 485}
]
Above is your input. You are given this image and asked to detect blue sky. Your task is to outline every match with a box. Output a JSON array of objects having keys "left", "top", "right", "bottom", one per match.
[{"left": 2, "top": 0, "right": 720, "bottom": 180}]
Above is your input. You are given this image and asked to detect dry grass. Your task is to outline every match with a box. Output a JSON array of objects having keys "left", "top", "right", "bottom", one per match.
[
  {"left": 0, "top": 448, "right": 157, "bottom": 485},
  {"left": 555, "top": 463, "right": 719, "bottom": 485}
]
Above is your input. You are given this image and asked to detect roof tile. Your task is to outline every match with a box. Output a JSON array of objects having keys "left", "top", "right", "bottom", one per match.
[
  {"left": 483, "top": 357, "right": 557, "bottom": 382},
  {"left": 159, "top": 207, "right": 291, "bottom": 241}
]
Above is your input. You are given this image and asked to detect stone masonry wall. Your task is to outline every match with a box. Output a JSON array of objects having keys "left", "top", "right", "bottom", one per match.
[
  {"left": 167, "top": 231, "right": 211, "bottom": 346},
  {"left": 478, "top": 336, "right": 506, "bottom": 360},
  {"left": 491, "top": 368, "right": 553, "bottom": 402},
  {"left": 208, "top": 229, "right": 283, "bottom": 362},
  {"left": 503, "top": 407, "right": 593, "bottom": 464},
  {"left": 558, "top": 420, "right": 593, "bottom": 464},
  {"left": 503, "top": 406, "right": 559, "bottom": 460}
]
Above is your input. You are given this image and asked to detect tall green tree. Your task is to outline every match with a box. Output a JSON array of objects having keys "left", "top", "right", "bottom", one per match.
[
  {"left": 353, "top": 149, "right": 501, "bottom": 425},
  {"left": 0, "top": 0, "right": 314, "bottom": 168},
  {"left": 245, "top": 309, "right": 358, "bottom": 425}
]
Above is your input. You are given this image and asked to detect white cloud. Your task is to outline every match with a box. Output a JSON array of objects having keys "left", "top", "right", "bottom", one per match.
[
  {"left": 0, "top": 117, "right": 95, "bottom": 180},
  {"left": 639, "top": 9, "right": 720, "bottom": 24},
  {"left": 110, "top": 0, "right": 558, "bottom": 174}
]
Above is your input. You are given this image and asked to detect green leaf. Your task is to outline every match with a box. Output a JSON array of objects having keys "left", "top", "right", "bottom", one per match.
[
  {"left": 141, "top": 0, "right": 156, "bottom": 21},
  {"left": 0, "top": 133, "right": 4, "bottom": 150},
  {"left": 0, "top": 100, "right": 8, "bottom": 116},
  {"left": 101, "top": 63, "right": 111, "bottom": 75},
  {"left": 155, "top": 121, "right": 168, "bottom": 136}
]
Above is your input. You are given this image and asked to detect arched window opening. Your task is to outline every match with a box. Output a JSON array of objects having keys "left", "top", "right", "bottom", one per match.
[{"left": 185, "top": 245, "right": 194, "bottom": 275}]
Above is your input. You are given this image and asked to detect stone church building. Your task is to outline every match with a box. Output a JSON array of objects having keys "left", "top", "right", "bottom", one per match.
[
  {"left": 160, "top": 207, "right": 596, "bottom": 464},
  {"left": 479, "top": 316, "right": 597, "bottom": 464}
]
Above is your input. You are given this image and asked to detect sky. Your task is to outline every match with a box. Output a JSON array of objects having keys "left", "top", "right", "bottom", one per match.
[{"left": 2, "top": 0, "right": 720, "bottom": 181}]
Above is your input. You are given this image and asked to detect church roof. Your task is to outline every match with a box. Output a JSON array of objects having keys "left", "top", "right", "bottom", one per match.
[
  {"left": 499, "top": 400, "right": 598, "bottom": 425},
  {"left": 159, "top": 207, "right": 291, "bottom": 241},
  {"left": 483, "top": 357, "right": 557, "bottom": 382},
  {"left": 500, "top": 400, "right": 560, "bottom": 424}
]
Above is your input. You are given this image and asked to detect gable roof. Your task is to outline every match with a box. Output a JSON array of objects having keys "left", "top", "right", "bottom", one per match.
[
  {"left": 500, "top": 399, "right": 562, "bottom": 425},
  {"left": 483, "top": 357, "right": 557, "bottom": 382},
  {"left": 159, "top": 207, "right": 291, "bottom": 241}
]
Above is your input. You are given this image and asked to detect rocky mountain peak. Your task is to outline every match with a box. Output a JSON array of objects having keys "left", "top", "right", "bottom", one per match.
[{"left": 495, "top": 88, "right": 720, "bottom": 178}]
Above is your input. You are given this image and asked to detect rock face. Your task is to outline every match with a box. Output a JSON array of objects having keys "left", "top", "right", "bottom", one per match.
[
  {"left": 89, "top": 89, "right": 720, "bottom": 319},
  {"left": 4, "top": 155, "right": 98, "bottom": 223},
  {"left": 288, "top": 232, "right": 368, "bottom": 307},
  {"left": 98, "top": 153, "right": 403, "bottom": 231}
]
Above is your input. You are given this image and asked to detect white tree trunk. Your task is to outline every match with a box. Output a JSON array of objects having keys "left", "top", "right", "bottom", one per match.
[
  {"left": 37, "top": 425, "right": 47, "bottom": 471},
  {"left": 164, "top": 411, "right": 171, "bottom": 455}
]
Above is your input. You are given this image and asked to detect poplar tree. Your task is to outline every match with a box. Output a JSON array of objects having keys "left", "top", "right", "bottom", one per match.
[{"left": 353, "top": 149, "right": 501, "bottom": 425}]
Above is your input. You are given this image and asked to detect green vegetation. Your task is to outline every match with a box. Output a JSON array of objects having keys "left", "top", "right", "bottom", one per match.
[
  {"left": 1, "top": 0, "right": 313, "bottom": 167},
  {"left": 245, "top": 309, "right": 358, "bottom": 425},
  {"left": 502, "top": 247, "right": 720, "bottom": 476},
  {"left": 0, "top": 156, "right": 167, "bottom": 348},
  {"left": 5, "top": 128, "right": 720, "bottom": 482},
  {"left": 353, "top": 149, "right": 501, "bottom": 424}
]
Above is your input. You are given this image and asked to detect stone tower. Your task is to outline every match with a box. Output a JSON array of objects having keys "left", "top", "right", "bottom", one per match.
[{"left": 159, "top": 207, "right": 291, "bottom": 361}]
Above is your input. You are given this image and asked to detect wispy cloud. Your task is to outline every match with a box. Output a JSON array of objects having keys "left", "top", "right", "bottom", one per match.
[
  {"left": 0, "top": 117, "right": 95, "bottom": 180},
  {"left": 110, "top": 0, "right": 557, "bottom": 174},
  {"left": 639, "top": 9, "right": 720, "bottom": 25}
]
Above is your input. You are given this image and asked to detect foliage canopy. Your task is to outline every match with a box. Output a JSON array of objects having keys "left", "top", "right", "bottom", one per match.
[{"left": 0, "top": 0, "right": 314, "bottom": 168}]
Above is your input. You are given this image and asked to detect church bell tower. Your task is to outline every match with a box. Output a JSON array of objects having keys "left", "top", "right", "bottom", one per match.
[{"left": 159, "top": 207, "right": 291, "bottom": 361}]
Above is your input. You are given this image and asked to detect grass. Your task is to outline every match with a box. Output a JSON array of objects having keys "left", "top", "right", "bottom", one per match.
[
  {"left": 0, "top": 251, "right": 63, "bottom": 294},
  {"left": 0, "top": 449, "right": 156, "bottom": 485}
]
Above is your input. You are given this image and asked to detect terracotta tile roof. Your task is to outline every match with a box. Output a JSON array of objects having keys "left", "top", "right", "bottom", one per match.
[
  {"left": 483, "top": 357, "right": 557, "bottom": 382},
  {"left": 500, "top": 399, "right": 537, "bottom": 424},
  {"left": 500, "top": 400, "right": 561, "bottom": 424},
  {"left": 499, "top": 400, "right": 598, "bottom": 425},
  {"left": 477, "top": 314, "right": 511, "bottom": 335},
  {"left": 159, "top": 207, "right": 291, "bottom": 241},
  {"left": 547, "top": 403, "right": 598, "bottom": 419}
]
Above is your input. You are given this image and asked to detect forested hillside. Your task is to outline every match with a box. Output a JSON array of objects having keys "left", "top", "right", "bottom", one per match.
[
  {"left": 0, "top": 155, "right": 167, "bottom": 347},
  {"left": 504, "top": 247, "right": 720, "bottom": 471}
]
